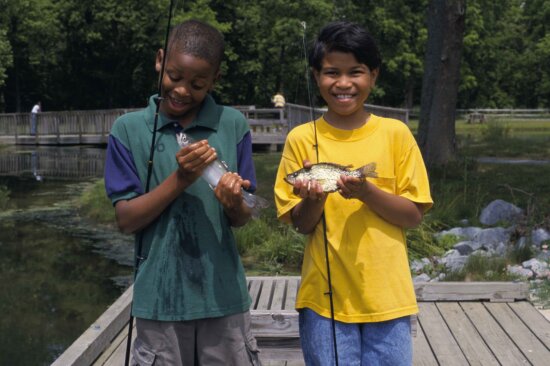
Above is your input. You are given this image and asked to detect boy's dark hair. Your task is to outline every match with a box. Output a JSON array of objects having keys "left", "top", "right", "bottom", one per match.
[
  {"left": 167, "top": 19, "right": 225, "bottom": 69},
  {"left": 309, "top": 21, "right": 382, "bottom": 72}
]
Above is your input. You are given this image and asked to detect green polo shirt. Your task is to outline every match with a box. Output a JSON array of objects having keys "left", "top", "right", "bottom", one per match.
[{"left": 106, "top": 95, "right": 251, "bottom": 320}]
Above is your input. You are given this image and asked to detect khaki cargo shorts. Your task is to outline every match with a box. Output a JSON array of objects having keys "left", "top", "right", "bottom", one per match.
[{"left": 131, "top": 311, "right": 261, "bottom": 366}]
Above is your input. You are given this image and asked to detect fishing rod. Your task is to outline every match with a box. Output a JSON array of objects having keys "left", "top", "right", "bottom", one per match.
[
  {"left": 124, "top": 1, "right": 175, "bottom": 365},
  {"left": 301, "top": 21, "right": 339, "bottom": 366}
]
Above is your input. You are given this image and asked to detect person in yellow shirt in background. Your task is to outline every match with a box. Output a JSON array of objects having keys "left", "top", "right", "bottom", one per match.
[{"left": 274, "top": 21, "right": 432, "bottom": 366}]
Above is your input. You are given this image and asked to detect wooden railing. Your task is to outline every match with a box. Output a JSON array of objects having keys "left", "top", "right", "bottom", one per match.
[
  {"left": 0, "top": 103, "right": 409, "bottom": 146},
  {"left": 456, "top": 108, "right": 550, "bottom": 120},
  {"left": 286, "top": 102, "right": 409, "bottom": 130},
  {"left": 0, "top": 109, "right": 136, "bottom": 145}
]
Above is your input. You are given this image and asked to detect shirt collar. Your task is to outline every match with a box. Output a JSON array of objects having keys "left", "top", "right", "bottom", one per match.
[{"left": 145, "top": 94, "right": 220, "bottom": 132}]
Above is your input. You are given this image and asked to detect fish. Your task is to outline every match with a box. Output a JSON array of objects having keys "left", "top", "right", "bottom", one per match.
[
  {"left": 284, "top": 162, "right": 378, "bottom": 193},
  {"left": 176, "top": 132, "right": 270, "bottom": 218}
]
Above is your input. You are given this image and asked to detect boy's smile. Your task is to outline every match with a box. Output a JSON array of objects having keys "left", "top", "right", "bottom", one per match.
[
  {"left": 156, "top": 52, "right": 219, "bottom": 126},
  {"left": 314, "top": 51, "right": 378, "bottom": 129}
]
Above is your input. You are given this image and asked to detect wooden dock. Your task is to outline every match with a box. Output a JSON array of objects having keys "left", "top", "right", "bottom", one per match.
[{"left": 52, "top": 277, "right": 550, "bottom": 366}]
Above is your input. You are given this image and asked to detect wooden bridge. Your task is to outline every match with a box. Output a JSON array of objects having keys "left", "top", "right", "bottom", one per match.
[
  {"left": 52, "top": 277, "right": 550, "bottom": 366},
  {"left": 0, "top": 103, "right": 409, "bottom": 147}
]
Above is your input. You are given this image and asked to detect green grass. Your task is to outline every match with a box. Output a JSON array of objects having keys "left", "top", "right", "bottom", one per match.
[{"left": 78, "top": 179, "right": 115, "bottom": 224}]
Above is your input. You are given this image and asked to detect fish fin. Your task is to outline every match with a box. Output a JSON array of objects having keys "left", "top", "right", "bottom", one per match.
[
  {"left": 243, "top": 191, "right": 271, "bottom": 219},
  {"left": 358, "top": 162, "right": 378, "bottom": 178}
]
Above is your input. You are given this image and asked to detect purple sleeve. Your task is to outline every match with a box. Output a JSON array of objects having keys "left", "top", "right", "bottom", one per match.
[
  {"left": 104, "top": 135, "right": 144, "bottom": 200},
  {"left": 237, "top": 131, "right": 257, "bottom": 192}
]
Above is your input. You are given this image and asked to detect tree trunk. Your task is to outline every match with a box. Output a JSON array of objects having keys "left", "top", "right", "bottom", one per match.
[{"left": 418, "top": 0, "right": 466, "bottom": 167}]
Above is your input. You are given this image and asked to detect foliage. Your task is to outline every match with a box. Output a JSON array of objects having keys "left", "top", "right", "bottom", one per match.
[
  {"left": 1, "top": 0, "right": 549, "bottom": 112},
  {"left": 531, "top": 279, "right": 550, "bottom": 310},
  {"left": 234, "top": 208, "right": 305, "bottom": 275},
  {"left": 443, "top": 253, "right": 519, "bottom": 281},
  {"left": 78, "top": 179, "right": 115, "bottom": 224}
]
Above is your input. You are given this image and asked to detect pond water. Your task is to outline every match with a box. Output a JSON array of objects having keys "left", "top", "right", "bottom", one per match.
[{"left": 0, "top": 145, "right": 133, "bottom": 366}]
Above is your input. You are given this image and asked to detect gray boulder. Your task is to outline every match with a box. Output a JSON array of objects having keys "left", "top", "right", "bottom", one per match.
[{"left": 479, "top": 199, "right": 523, "bottom": 226}]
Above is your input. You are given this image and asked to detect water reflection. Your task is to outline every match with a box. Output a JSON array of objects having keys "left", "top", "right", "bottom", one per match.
[
  {"left": 0, "top": 145, "right": 132, "bottom": 365},
  {"left": 0, "top": 145, "right": 105, "bottom": 180}
]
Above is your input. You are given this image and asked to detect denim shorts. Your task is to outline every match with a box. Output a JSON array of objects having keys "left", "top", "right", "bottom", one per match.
[{"left": 299, "top": 308, "right": 412, "bottom": 366}]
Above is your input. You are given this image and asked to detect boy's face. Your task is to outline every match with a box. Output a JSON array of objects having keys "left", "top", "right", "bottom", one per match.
[
  {"left": 156, "top": 51, "right": 220, "bottom": 125},
  {"left": 313, "top": 51, "right": 378, "bottom": 125}
]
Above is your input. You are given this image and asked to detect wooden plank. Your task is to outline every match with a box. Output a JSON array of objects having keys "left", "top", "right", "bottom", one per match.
[
  {"left": 94, "top": 324, "right": 135, "bottom": 366},
  {"left": 92, "top": 326, "right": 128, "bottom": 365},
  {"left": 485, "top": 302, "right": 550, "bottom": 365},
  {"left": 52, "top": 285, "right": 133, "bottom": 366},
  {"left": 249, "top": 278, "right": 262, "bottom": 310},
  {"left": 460, "top": 302, "right": 529, "bottom": 365},
  {"left": 257, "top": 278, "right": 275, "bottom": 310},
  {"left": 417, "top": 302, "right": 468, "bottom": 365},
  {"left": 412, "top": 319, "right": 438, "bottom": 366},
  {"left": 415, "top": 282, "right": 529, "bottom": 301},
  {"left": 271, "top": 278, "right": 287, "bottom": 311},
  {"left": 436, "top": 302, "right": 499, "bottom": 365},
  {"left": 284, "top": 278, "right": 299, "bottom": 310},
  {"left": 257, "top": 338, "right": 303, "bottom": 361},
  {"left": 509, "top": 301, "right": 550, "bottom": 349},
  {"left": 251, "top": 311, "right": 299, "bottom": 338}
]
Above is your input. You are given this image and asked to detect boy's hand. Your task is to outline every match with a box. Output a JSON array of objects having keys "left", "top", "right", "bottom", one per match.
[
  {"left": 215, "top": 172, "right": 251, "bottom": 211},
  {"left": 337, "top": 175, "right": 371, "bottom": 200},
  {"left": 175, "top": 140, "right": 217, "bottom": 186},
  {"left": 292, "top": 159, "right": 327, "bottom": 203}
]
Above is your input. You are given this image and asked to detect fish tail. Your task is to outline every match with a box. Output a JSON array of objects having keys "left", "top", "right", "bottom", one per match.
[
  {"left": 243, "top": 191, "right": 271, "bottom": 219},
  {"left": 358, "top": 162, "right": 378, "bottom": 178}
]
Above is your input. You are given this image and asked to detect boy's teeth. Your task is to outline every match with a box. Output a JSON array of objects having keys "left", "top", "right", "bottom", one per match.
[{"left": 336, "top": 94, "right": 353, "bottom": 99}]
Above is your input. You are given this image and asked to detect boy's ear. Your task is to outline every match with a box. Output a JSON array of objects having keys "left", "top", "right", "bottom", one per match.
[
  {"left": 209, "top": 69, "right": 222, "bottom": 91},
  {"left": 155, "top": 49, "right": 164, "bottom": 72}
]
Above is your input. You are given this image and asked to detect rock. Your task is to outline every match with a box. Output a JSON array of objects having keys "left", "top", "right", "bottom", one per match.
[
  {"left": 413, "top": 273, "right": 431, "bottom": 283},
  {"left": 441, "top": 250, "right": 468, "bottom": 272},
  {"left": 436, "top": 227, "right": 482, "bottom": 241},
  {"left": 532, "top": 228, "right": 550, "bottom": 246},
  {"left": 507, "top": 265, "right": 534, "bottom": 279},
  {"left": 474, "top": 227, "right": 512, "bottom": 250},
  {"left": 522, "top": 258, "right": 549, "bottom": 278},
  {"left": 410, "top": 258, "right": 430, "bottom": 274},
  {"left": 479, "top": 199, "right": 523, "bottom": 226},
  {"left": 453, "top": 241, "right": 475, "bottom": 255}
]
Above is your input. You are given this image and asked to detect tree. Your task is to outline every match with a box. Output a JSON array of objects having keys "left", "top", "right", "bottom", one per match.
[{"left": 417, "top": 0, "right": 466, "bottom": 167}]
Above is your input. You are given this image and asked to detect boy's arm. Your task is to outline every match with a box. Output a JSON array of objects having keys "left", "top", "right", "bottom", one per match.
[
  {"left": 338, "top": 176, "right": 424, "bottom": 228},
  {"left": 114, "top": 140, "right": 217, "bottom": 234}
]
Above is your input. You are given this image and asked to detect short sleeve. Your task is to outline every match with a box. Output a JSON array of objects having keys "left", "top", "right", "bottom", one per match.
[
  {"left": 104, "top": 134, "right": 143, "bottom": 205},
  {"left": 396, "top": 142, "right": 433, "bottom": 211}
]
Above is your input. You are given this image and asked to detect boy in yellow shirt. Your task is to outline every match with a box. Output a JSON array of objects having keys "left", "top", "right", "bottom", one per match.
[{"left": 274, "top": 21, "right": 433, "bottom": 365}]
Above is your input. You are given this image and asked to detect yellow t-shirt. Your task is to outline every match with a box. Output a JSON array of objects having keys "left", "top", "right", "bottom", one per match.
[{"left": 274, "top": 115, "right": 433, "bottom": 323}]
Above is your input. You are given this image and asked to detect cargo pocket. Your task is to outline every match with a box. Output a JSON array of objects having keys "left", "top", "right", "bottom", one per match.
[
  {"left": 241, "top": 311, "right": 262, "bottom": 366},
  {"left": 131, "top": 338, "right": 156, "bottom": 366},
  {"left": 244, "top": 331, "right": 262, "bottom": 366}
]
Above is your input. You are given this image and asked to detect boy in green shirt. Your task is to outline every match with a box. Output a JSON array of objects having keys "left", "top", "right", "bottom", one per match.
[{"left": 105, "top": 20, "right": 260, "bottom": 365}]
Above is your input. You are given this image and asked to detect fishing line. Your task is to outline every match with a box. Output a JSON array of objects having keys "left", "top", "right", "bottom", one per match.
[
  {"left": 124, "top": 1, "right": 176, "bottom": 365},
  {"left": 301, "top": 21, "right": 339, "bottom": 366}
]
